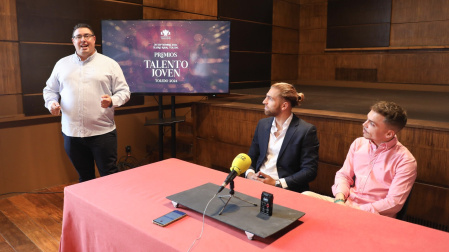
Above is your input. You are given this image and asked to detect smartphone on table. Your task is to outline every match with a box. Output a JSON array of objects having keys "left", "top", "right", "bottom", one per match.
[{"left": 153, "top": 210, "right": 187, "bottom": 227}]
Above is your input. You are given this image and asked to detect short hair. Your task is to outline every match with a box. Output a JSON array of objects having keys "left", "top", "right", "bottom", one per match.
[
  {"left": 371, "top": 101, "right": 407, "bottom": 132},
  {"left": 72, "top": 23, "right": 95, "bottom": 37},
  {"left": 271, "top": 82, "right": 304, "bottom": 107}
]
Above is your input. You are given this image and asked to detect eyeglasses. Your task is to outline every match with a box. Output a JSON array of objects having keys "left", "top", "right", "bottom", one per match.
[{"left": 72, "top": 34, "right": 95, "bottom": 40}]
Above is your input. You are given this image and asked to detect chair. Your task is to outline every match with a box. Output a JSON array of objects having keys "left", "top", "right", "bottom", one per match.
[{"left": 396, "top": 187, "right": 413, "bottom": 220}]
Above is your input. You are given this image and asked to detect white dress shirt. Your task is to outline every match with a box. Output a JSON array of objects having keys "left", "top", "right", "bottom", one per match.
[{"left": 44, "top": 51, "right": 130, "bottom": 137}]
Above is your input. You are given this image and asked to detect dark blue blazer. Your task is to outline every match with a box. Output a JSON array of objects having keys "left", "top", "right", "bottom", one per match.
[{"left": 247, "top": 114, "right": 319, "bottom": 193}]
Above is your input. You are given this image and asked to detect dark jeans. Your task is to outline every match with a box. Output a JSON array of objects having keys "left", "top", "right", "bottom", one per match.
[{"left": 63, "top": 129, "right": 118, "bottom": 182}]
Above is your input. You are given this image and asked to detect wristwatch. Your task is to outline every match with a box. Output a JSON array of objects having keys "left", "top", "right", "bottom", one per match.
[{"left": 275, "top": 180, "right": 282, "bottom": 188}]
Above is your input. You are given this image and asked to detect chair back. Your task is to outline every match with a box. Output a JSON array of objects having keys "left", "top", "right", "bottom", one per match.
[{"left": 396, "top": 187, "right": 413, "bottom": 220}]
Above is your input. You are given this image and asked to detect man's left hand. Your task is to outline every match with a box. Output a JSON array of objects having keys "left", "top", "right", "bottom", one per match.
[{"left": 256, "top": 171, "right": 276, "bottom": 186}]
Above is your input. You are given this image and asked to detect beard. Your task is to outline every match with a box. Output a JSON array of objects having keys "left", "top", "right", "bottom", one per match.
[{"left": 264, "top": 107, "right": 280, "bottom": 116}]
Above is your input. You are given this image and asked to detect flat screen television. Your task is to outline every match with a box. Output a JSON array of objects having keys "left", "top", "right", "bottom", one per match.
[{"left": 101, "top": 20, "right": 230, "bottom": 95}]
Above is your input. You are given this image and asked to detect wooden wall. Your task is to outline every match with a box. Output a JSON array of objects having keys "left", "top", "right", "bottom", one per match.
[
  {"left": 193, "top": 98, "right": 449, "bottom": 231},
  {"left": 299, "top": 0, "right": 449, "bottom": 92}
]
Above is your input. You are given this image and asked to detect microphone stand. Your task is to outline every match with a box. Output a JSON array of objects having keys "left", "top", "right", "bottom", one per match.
[{"left": 218, "top": 180, "right": 257, "bottom": 215}]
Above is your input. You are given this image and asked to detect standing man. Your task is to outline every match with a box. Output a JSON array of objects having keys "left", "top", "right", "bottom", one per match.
[
  {"left": 303, "top": 101, "right": 417, "bottom": 218},
  {"left": 246, "top": 82, "right": 319, "bottom": 193},
  {"left": 43, "top": 23, "right": 130, "bottom": 182}
]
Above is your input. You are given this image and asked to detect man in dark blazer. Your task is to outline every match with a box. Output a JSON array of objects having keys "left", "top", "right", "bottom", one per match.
[{"left": 246, "top": 83, "right": 319, "bottom": 193}]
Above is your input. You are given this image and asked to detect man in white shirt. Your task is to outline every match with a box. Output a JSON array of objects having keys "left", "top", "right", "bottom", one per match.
[
  {"left": 246, "top": 83, "right": 319, "bottom": 193},
  {"left": 43, "top": 23, "right": 130, "bottom": 182}
]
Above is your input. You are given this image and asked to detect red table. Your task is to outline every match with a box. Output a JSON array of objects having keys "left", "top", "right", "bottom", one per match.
[{"left": 60, "top": 159, "right": 449, "bottom": 251}]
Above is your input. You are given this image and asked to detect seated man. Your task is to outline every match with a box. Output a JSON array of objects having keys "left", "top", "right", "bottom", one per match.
[
  {"left": 246, "top": 82, "right": 319, "bottom": 193},
  {"left": 303, "top": 101, "right": 417, "bottom": 218}
]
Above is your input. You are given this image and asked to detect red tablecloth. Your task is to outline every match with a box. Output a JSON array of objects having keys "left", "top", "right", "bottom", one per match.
[{"left": 60, "top": 158, "right": 448, "bottom": 251}]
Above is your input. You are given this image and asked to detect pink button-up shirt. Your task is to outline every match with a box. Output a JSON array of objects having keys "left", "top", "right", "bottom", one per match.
[{"left": 332, "top": 136, "right": 417, "bottom": 217}]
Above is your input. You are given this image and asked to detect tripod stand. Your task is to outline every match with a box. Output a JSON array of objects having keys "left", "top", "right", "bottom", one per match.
[{"left": 218, "top": 180, "right": 257, "bottom": 215}]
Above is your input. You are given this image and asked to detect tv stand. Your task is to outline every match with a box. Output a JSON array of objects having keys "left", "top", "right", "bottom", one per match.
[{"left": 145, "top": 96, "right": 185, "bottom": 160}]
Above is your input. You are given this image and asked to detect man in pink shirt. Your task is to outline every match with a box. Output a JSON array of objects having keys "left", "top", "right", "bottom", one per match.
[{"left": 303, "top": 101, "right": 417, "bottom": 218}]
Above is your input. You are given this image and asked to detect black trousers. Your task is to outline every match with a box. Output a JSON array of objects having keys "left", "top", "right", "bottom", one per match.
[{"left": 63, "top": 129, "right": 118, "bottom": 182}]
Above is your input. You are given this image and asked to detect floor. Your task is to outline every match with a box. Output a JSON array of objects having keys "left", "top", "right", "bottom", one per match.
[{"left": 0, "top": 183, "right": 70, "bottom": 252}]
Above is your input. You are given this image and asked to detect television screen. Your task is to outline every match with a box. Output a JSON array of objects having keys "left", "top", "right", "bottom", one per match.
[{"left": 101, "top": 20, "right": 230, "bottom": 95}]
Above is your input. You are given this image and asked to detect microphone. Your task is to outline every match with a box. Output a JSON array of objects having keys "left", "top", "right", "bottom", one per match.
[{"left": 217, "top": 153, "right": 251, "bottom": 193}]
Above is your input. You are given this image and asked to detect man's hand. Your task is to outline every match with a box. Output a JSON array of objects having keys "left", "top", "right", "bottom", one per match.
[
  {"left": 101, "top": 95, "right": 112, "bottom": 108},
  {"left": 247, "top": 172, "right": 260, "bottom": 181},
  {"left": 255, "top": 171, "right": 276, "bottom": 186},
  {"left": 50, "top": 102, "right": 61, "bottom": 116}
]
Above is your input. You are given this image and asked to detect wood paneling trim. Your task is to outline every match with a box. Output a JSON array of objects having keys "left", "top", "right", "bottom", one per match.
[
  {"left": 0, "top": 42, "right": 21, "bottom": 95},
  {"left": 0, "top": 0, "right": 18, "bottom": 41}
]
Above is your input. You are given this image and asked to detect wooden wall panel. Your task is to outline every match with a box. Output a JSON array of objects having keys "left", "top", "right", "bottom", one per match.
[
  {"left": 273, "top": 27, "right": 299, "bottom": 54},
  {"left": 391, "top": 21, "right": 449, "bottom": 47},
  {"left": 143, "top": 0, "right": 217, "bottom": 17},
  {"left": 219, "top": 0, "right": 272, "bottom": 24},
  {"left": 327, "top": 23, "right": 390, "bottom": 48},
  {"left": 223, "top": 18, "right": 272, "bottom": 52},
  {"left": 379, "top": 53, "right": 449, "bottom": 85},
  {"left": 193, "top": 103, "right": 263, "bottom": 146},
  {"left": 17, "top": 0, "right": 142, "bottom": 43},
  {"left": 309, "top": 162, "right": 340, "bottom": 196},
  {"left": 299, "top": 0, "right": 449, "bottom": 92},
  {"left": 143, "top": 7, "right": 216, "bottom": 20},
  {"left": 299, "top": 54, "right": 335, "bottom": 81},
  {"left": 20, "top": 44, "right": 74, "bottom": 95},
  {"left": 299, "top": 40, "right": 326, "bottom": 54},
  {"left": 334, "top": 54, "right": 381, "bottom": 69},
  {"left": 299, "top": 1, "right": 327, "bottom": 29},
  {"left": 230, "top": 52, "right": 271, "bottom": 82},
  {"left": 407, "top": 182, "right": 449, "bottom": 227},
  {"left": 271, "top": 54, "right": 298, "bottom": 81},
  {"left": 0, "top": 42, "right": 21, "bottom": 95},
  {"left": 0, "top": 0, "right": 18, "bottom": 41},
  {"left": 273, "top": 0, "right": 300, "bottom": 29},
  {"left": 16, "top": 0, "right": 90, "bottom": 43},
  {"left": 299, "top": 28, "right": 325, "bottom": 54},
  {"left": 23, "top": 95, "right": 49, "bottom": 116},
  {"left": 327, "top": 0, "right": 391, "bottom": 26},
  {"left": 0, "top": 95, "right": 22, "bottom": 117},
  {"left": 392, "top": 0, "right": 449, "bottom": 23},
  {"left": 194, "top": 138, "right": 249, "bottom": 172}
]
